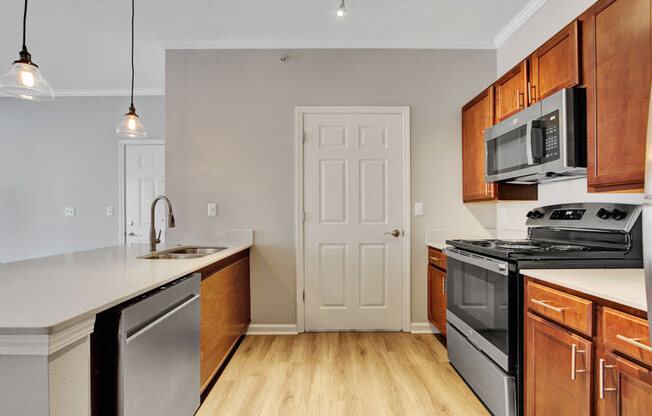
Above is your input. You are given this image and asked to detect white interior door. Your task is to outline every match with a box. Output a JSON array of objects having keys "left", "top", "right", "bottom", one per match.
[
  {"left": 125, "top": 145, "right": 165, "bottom": 244},
  {"left": 303, "top": 110, "right": 406, "bottom": 331}
]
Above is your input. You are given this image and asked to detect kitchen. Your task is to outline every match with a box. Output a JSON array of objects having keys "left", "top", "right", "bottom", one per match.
[{"left": 0, "top": 0, "right": 650, "bottom": 415}]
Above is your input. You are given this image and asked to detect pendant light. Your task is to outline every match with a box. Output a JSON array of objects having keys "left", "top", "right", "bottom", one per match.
[
  {"left": 0, "top": 0, "right": 54, "bottom": 101},
  {"left": 337, "top": 0, "right": 346, "bottom": 17},
  {"left": 116, "top": 0, "right": 147, "bottom": 138}
]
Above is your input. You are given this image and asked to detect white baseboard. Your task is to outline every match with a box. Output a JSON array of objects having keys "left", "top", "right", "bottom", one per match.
[
  {"left": 410, "top": 322, "right": 441, "bottom": 334},
  {"left": 246, "top": 324, "right": 299, "bottom": 335}
]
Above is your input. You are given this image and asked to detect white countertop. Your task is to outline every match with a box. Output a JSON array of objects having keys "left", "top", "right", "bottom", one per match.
[
  {"left": 521, "top": 268, "right": 648, "bottom": 312},
  {"left": 0, "top": 243, "right": 251, "bottom": 334}
]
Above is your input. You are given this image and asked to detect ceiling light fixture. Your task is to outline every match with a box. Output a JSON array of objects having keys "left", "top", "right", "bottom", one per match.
[
  {"left": 337, "top": 0, "right": 346, "bottom": 17},
  {"left": 0, "top": 0, "right": 54, "bottom": 101},
  {"left": 116, "top": 0, "right": 147, "bottom": 138}
]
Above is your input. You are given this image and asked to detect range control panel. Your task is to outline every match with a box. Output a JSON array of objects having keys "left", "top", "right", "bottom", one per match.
[
  {"left": 550, "top": 209, "right": 586, "bottom": 220},
  {"left": 525, "top": 203, "right": 641, "bottom": 232}
]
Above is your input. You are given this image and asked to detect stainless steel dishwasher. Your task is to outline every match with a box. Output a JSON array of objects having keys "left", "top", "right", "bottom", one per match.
[{"left": 92, "top": 273, "right": 201, "bottom": 416}]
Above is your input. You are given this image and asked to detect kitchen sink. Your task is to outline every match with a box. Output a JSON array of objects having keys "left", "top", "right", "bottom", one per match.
[{"left": 138, "top": 246, "right": 227, "bottom": 260}]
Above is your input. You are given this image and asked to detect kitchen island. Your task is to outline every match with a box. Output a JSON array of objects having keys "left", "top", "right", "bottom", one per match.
[{"left": 0, "top": 242, "right": 252, "bottom": 416}]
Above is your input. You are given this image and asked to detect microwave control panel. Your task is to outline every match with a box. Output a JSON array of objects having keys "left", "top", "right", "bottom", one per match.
[{"left": 542, "top": 110, "right": 560, "bottom": 162}]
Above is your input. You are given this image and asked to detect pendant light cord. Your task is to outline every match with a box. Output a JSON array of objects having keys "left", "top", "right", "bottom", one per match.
[
  {"left": 130, "top": 0, "right": 135, "bottom": 109},
  {"left": 22, "top": 0, "right": 28, "bottom": 52}
]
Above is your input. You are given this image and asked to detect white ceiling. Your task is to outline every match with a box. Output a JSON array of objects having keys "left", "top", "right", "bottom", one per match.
[{"left": 0, "top": 0, "right": 542, "bottom": 94}]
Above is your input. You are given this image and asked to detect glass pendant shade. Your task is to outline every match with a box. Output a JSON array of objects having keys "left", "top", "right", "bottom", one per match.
[
  {"left": 116, "top": 108, "right": 147, "bottom": 138},
  {"left": 0, "top": 61, "right": 54, "bottom": 101}
]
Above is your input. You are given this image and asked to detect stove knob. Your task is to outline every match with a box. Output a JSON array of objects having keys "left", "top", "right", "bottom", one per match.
[
  {"left": 596, "top": 208, "right": 611, "bottom": 220},
  {"left": 526, "top": 210, "right": 535, "bottom": 218},
  {"left": 528, "top": 210, "right": 544, "bottom": 219},
  {"left": 611, "top": 209, "right": 627, "bottom": 221}
]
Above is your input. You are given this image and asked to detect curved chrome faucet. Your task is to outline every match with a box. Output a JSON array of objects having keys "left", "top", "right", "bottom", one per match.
[{"left": 150, "top": 195, "right": 175, "bottom": 252}]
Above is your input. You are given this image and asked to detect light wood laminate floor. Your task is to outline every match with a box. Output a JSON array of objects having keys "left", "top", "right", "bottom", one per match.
[{"left": 198, "top": 332, "right": 489, "bottom": 416}]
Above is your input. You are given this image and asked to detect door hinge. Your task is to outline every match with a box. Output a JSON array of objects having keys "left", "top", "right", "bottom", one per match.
[
  {"left": 302, "top": 290, "right": 305, "bottom": 302},
  {"left": 302, "top": 132, "right": 306, "bottom": 143},
  {"left": 301, "top": 211, "right": 305, "bottom": 223}
]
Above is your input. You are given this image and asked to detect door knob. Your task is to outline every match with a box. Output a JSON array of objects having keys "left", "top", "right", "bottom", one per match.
[{"left": 385, "top": 230, "right": 400, "bottom": 237}]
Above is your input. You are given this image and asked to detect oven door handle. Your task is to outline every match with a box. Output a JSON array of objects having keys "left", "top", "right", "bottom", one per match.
[{"left": 444, "top": 248, "right": 510, "bottom": 276}]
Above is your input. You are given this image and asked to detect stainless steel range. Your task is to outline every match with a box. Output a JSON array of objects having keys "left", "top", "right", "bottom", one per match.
[{"left": 444, "top": 203, "right": 643, "bottom": 416}]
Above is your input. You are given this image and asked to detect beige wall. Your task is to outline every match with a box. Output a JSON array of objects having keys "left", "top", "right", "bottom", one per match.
[
  {"left": 0, "top": 96, "right": 165, "bottom": 263},
  {"left": 166, "top": 49, "right": 497, "bottom": 325}
]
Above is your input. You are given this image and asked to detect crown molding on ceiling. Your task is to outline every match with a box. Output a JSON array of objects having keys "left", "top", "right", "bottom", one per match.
[
  {"left": 160, "top": 37, "right": 497, "bottom": 50},
  {"left": 0, "top": 88, "right": 165, "bottom": 98},
  {"left": 493, "top": 0, "right": 549, "bottom": 48}
]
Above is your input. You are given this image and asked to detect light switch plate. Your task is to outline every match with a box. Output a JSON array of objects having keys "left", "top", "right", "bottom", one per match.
[
  {"left": 207, "top": 203, "right": 217, "bottom": 217},
  {"left": 106, "top": 206, "right": 114, "bottom": 216},
  {"left": 64, "top": 207, "right": 76, "bottom": 217},
  {"left": 414, "top": 202, "right": 424, "bottom": 216}
]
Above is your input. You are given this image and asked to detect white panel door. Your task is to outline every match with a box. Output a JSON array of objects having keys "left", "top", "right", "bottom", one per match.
[
  {"left": 125, "top": 145, "right": 165, "bottom": 244},
  {"left": 304, "top": 112, "right": 405, "bottom": 330}
]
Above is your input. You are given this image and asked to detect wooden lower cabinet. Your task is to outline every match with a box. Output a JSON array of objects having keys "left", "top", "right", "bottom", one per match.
[
  {"left": 199, "top": 252, "right": 251, "bottom": 392},
  {"left": 596, "top": 352, "right": 652, "bottom": 415},
  {"left": 526, "top": 312, "right": 593, "bottom": 416},
  {"left": 525, "top": 276, "right": 652, "bottom": 416},
  {"left": 427, "top": 264, "right": 447, "bottom": 336}
]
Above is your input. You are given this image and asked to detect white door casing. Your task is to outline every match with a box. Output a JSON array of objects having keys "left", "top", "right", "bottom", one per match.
[
  {"left": 297, "top": 107, "right": 411, "bottom": 331},
  {"left": 124, "top": 144, "right": 165, "bottom": 244}
]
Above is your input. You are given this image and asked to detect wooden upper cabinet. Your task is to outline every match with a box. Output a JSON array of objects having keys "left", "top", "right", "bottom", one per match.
[
  {"left": 529, "top": 20, "right": 581, "bottom": 104},
  {"left": 526, "top": 312, "right": 593, "bottom": 416},
  {"left": 495, "top": 61, "right": 528, "bottom": 122},
  {"left": 462, "top": 87, "right": 497, "bottom": 202},
  {"left": 582, "top": 0, "right": 651, "bottom": 192}
]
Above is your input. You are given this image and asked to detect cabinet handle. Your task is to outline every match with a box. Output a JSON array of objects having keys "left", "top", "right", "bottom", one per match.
[
  {"left": 530, "top": 84, "right": 537, "bottom": 104},
  {"left": 517, "top": 88, "right": 522, "bottom": 108},
  {"left": 571, "top": 344, "right": 587, "bottom": 380},
  {"left": 598, "top": 358, "right": 617, "bottom": 399},
  {"left": 527, "top": 82, "right": 532, "bottom": 105},
  {"left": 430, "top": 256, "right": 441, "bottom": 262},
  {"left": 616, "top": 334, "right": 652, "bottom": 352},
  {"left": 531, "top": 299, "right": 568, "bottom": 313},
  {"left": 443, "top": 279, "right": 447, "bottom": 294}
]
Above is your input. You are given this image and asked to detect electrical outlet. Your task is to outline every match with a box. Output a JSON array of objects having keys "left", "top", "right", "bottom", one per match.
[
  {"left": 64, "top": 207, "right": 76, "bottom": 217},
  {"left": 207, "top": 203, "right": 217, "bottom": 217},
  {"left": 414, "top": 202, "right": 424, "bottom": 216},
  {"left": 106, "top": 206, "right": 114, "bottom": 216}
]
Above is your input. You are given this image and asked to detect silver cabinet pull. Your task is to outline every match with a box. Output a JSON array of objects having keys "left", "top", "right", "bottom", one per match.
[
  {"left": 430, "top": 256, "right": 441, "bottom": 262},
  {"left": 385, "top": 230, "right": 400, "bottom": 237},
  {"left": 616, "top": 334, "right": 652, "bottom": 352},
  {"left": 527, "top": 82, "right": 532, "bottom": 105},
  {"left": 571, "top": 344, "right": 587, "bottom": 380},
  {"left": 531, "top": 299, "right": 568, "bottom": 313},
  {"left": 599, "top": 358, "right": 617, "bottom": 399}
]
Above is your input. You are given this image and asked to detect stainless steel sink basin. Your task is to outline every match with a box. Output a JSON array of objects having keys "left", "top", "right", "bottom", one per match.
[
  {"left": 138, "top": 246, "right": 227, "bottom": 260},
  {"left": 169, "top": 247, "right": 226, "bottom": 255},
  {"left": 140, "top": 253, "right": 206, "bottom": 260}
]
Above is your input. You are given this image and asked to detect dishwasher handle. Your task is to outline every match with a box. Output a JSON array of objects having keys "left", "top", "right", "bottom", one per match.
[{"left": 126, "top": 294, "right": 200, "bottom": 344}]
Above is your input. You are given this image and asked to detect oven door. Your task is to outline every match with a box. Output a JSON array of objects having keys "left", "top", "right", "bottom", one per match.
[
  {"left": 444, "top": 248, "right": 518, "bottom": 372},
  {"left": 485, "top": 103, "right": 543, "bottom": 183}
]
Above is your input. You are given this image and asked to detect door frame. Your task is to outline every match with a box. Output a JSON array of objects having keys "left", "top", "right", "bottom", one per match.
[
  {"left": 294, "top": 106, "right": 411, "bottom": 333},
  {"left": 118, "top": 139, "right": 165, "bottom": 244}
]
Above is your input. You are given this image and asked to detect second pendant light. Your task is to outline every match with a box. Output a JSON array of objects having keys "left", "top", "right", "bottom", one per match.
[{"left": 116, "top": 0, "right": 147, "bottom": 138}]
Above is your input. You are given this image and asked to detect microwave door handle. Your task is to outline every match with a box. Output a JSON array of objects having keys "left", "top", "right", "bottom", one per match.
[{"left": 525, "top": 119, "right": 534, "bottom": 165}]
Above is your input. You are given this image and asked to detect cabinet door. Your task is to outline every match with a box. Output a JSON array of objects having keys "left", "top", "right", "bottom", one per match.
[
  {"left": 427, "top": 264, "right": 447, "bottom": 336},
  {"left": 526, "top": 313, "right": 592, "bottom": 416},
  {"left": 597, "top": 352, "right": 652, "bottom": 415},
  {"left": 462, "top": 86, "right": 496, "bottom": 202},
  {"left": 200, "top": 256, "right": 251, "bottom": 391},
  {"left": 583, "top": 0, "right": 651, "bottom": 192},
  {"left": 495, "top": 61, "right": 528, "bottom": 122},
  {"left": 529, "top": 20, "right": 581, "bottom": 103}
]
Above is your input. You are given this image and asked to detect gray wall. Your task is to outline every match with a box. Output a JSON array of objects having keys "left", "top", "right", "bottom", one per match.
[
  {"left": 166, "top": 49, "right": 497, "bottom": 325},
  {"left": 0, "top": 96, "right": 165, "bottom": 263}
]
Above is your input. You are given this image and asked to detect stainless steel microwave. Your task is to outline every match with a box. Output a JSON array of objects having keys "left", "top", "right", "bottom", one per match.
[{"left": 484, "top": 87, "right": 587, "bottom": 184}]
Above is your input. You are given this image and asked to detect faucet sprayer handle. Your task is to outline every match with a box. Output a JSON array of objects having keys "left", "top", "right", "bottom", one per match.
[{"left": 156, "top": 229, "right": 162, "bottom": 243}]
